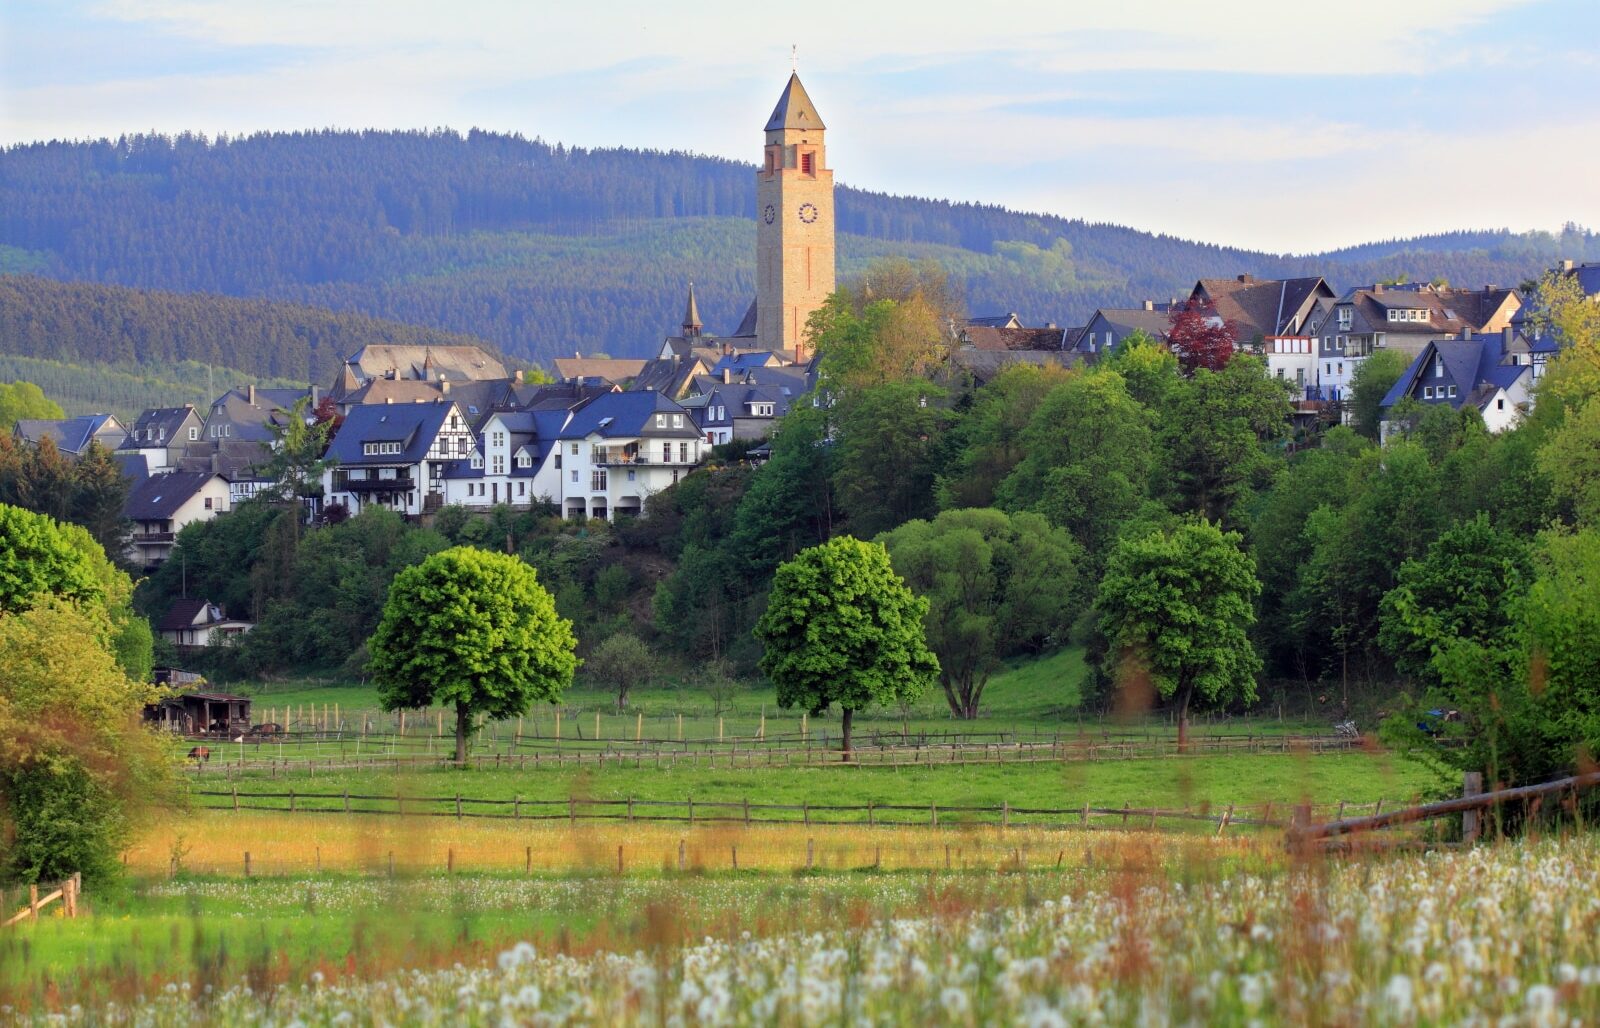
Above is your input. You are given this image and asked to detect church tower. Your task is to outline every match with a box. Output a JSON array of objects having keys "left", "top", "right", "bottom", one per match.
[{"left": 756, "top": 73, "right": 835, "bottom": 359}]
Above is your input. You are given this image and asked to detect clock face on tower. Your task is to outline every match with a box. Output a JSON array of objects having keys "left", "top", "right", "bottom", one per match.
[
  {"left": 763, "top": 204, "right": 776, "bottom": 225},
  {"left": 798, "top": 202, "right": 819, "bottom": 224}
]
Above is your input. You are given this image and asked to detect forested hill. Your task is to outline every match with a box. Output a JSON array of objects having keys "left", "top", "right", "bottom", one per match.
[
  {"left": 2, "top": 130, "right": 1594, "bottom": 367},
  {"left": 0, "top": 276, "right": 505, "bottom": 383}
]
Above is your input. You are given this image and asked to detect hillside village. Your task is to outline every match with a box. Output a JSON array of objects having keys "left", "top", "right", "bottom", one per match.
[{"left": 5, "top": 72, "right": 1599, "bottom": 646}]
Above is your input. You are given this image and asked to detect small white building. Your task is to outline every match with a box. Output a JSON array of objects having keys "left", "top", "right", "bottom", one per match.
[
  {"left": 321, "top": 400, "right": 474, "bottom": 517},
  {"left": 555, "top": 392, "right": 703, "bottom": 520},
  {"left": 157, "top": 598, "right": 254, "bottom": 648},
  {"left": 1262, "top": 336, "right": 1318, "bottom": 397},
  {"left": 439, "top": 409, "right": 566, "bottom": 509},
  {"left": 122, "top": 470, "right": 231, "bottom": 570}
]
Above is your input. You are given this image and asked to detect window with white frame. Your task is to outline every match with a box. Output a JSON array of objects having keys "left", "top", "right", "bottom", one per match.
[
  {"left": 671, "top": 414, "right": 683, "bottom": 428},
  {"left": 1434, "top": 360, "right": 1443, "bottom": 378},
  {"left": 1337, "top": 307, "right": 1352, "bottom": 329},
  {"left": 492, "top": 456, "right": 504, "bottom": 475},
  {"left": 1423, "top": 386, "right": 1434, "bottom": 399},
  {"left": 188, "top": 427, "right": 199, "bottom": 440},
  {"left": 655, "top": 414, "right": 667, "bottom": 428},
  {"left": 591, "top": 469, "right": 607, "bottom": 492},
  {"left": 1448, "top": 385, "right": 1457, "bottom": 398},
  {"left": 570, "top": 470, "right": 578, "bottom": 483}
]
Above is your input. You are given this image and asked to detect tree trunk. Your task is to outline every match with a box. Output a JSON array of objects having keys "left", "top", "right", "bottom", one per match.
[
  {"left": 841, "top": 708, "right": 854, "bottom": 760},
  {"left": 454, "top": 702, "right": 470, "bottom": 766},
  {"left": 1177, "top": 685, "right": 1193, "bottom": 755}
]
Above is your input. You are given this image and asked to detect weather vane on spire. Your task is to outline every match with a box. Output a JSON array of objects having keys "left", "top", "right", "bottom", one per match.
[{"left": 791, "top": 45, "right": 798, "bottom": 73}]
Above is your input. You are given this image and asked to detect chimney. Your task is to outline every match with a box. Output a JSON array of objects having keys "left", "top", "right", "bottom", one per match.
[
  {"left": 1373, "top": 283, "right": 1385, "bottom": 295},
  {"left": 514, "top": 369, "right": 523, "bottom": 384},
  {"left": 1562, "top": 259, "right": 1575, "bottom": 273},
  {"left": 210, "top": 451, "right": 220, "bottom": 474},
  {"left": 310, "top": 385, "right": 320, "bottom": 405},
  {"left": 1461, "top": 327, "right": 1472, "bottom": 340},
  {"left": 1143, "top": 300, "right": 1155, "bottom": 312},
  {"left": 247, "top": 384, "right": 256, "bottom": 406},
  {"left": 1238, "top": 273, "right": 1253, "bottom": 284},
  {"left": 440, "top": 380, "right": 451, "bottom": 394},
  {"left": 1504, "top": 325, "right": 1515, "bottom": 346},
  {"left": 722, "top": 367, "right": 731, "bottom": 384},
  {"left": 385, "top": 396, "right": 394, "bottom": 405}
]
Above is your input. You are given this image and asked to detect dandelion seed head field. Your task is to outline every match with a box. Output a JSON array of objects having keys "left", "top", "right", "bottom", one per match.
[{"left": 12, "top": 832, "right": 1600, "bottom": 1024}]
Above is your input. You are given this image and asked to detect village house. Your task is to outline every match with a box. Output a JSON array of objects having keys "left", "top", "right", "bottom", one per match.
[
  {"left": 118, "top": 405, "right": 206, "bottom": 473},
  {"left": 10, "top": 412, "right": 128, "bottom": 456},
  {"left": 1074, "top": 301, "right": 1177, "bottom": 355},
  {"left": 1189, "top": 274, "right": 1336, "bottom": 350},
  {"left": 122, "top": 469, "right": 231, "bottom": 569},
  {"left": 1379, "top": 327, "right": 1540, "bottom": 439},
  {"left": 1308, "top": 283, "right": 1522, "bottom": 400},
  {"left": 320, "top": 399, "right": 475, "bottom": 517},
  {"left": 439, "top": 408, "right": 567, "bottom": 509},
  {"left": 555, "top": 391, "right": 703, "bottom": 520},
  {"left": 157, "top": 598, "right": 254, "bottom": 649}
]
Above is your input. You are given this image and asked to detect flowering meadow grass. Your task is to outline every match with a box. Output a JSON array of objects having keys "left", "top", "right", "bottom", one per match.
[{"left": 9, "top": 831, "right": 1600, "bottom": 1024}]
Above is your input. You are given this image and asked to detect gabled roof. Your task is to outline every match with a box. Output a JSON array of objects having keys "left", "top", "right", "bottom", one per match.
[
  {"left": 631, "top": 357, "right": 707, "bottom": 398},
  {"left": 325, "top": 400, "right": 460, "bottom": 466},
  {"left": 730, "top": 298, "right": 759, "bottom": 338},
  {"left": 177, "top": 439, "right": 275, "bottom": 482},
  {"left": 12, "top": 413, "right": 125, "bottom": 455},
  {"left": 158, "top": 598, "right": 230, "bottom": 633},
  {"left": 206, "top": 388, "right": 308, "bottom": 443},
  {"left": 121, "top": 406, "right": 200, "bottom": 448},
  {"left": 1077, "top": 305, "right": 1176, "bottom": 350},
  {"left": 968, "top": 313, "right": 1023, "bottom": 329},
  {"left": 558, "top": 391, "right": 700, "bottom": 440},
  {"left": 950, "top": 350, "right": 1082, "bottom": 385},
  {"left": 1193, "top": 275, "right": 1334, "bottom": 340},
  {"left": 1335, "top": 284, "right": 1521, "bottom": 338},
  {"left": 962, "top": 326, "right": 1070, "bottom": 352},
  {"left": 113, "top": 452, "right": 150, "bottom": 486},
  {"left": 765, "top": 73, "right": 826, "bottom": 132},
  {"left": 123, "top": 470, "right": 220, "bottom": 521},
  {"left": 1380, "top": 331, "right": 1534, "bottom": 412}
]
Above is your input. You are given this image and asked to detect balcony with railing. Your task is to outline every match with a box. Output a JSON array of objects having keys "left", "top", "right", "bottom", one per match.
[{"left": 335, "top": 470, "right": 415, "bottom": 493}]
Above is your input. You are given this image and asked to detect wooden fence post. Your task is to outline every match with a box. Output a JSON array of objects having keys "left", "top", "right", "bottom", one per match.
[
  {"left": 617, "top": 846, "right": 624, "bottom": 875},
  {"left": 678, "top": 839, "right": 686, "bottom": 872},
  {"left": 930, "top": 802, "right": 938, "bottom": 827},
  {"left": 744, "top": 797, "right": 750, "bottom": 825},
  {"left": 569, "top": 797, "right": 575, "bottom": 824},
  {"left": 243, "top": 852, "right": 251, "bottom": 878},
  {"left": 731, "top": 845, "right": 738, "bottom": 870},
  {"left": 525, "top": 846, "right": 532, "bottom": 873},
  {"left": 1462, "top": 772, "right": 1484, "bottom": 844},
  {"left": 1216, "top": 804, "right": 1234, "bottom": 837},
  {"left": 806, "top": 837, "right": 814, "bottom": 869},
  {"left": 29, "top": 884, "right": 38, "bottom": 920},
  {"left": 447, "top": 848, "right": 454, "bottom": 874}
]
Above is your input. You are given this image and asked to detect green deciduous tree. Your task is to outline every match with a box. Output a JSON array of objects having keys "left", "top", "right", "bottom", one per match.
[
  {"left": 1095, "top": 519, "right": 1261, "bottom": 749},
  {"left": 0, "top": 380, "right": 63, "bottom": 432},
  {"left": 1162, "top": 356, "right": 1292, "bottom": 528},
  {"left": 70, "top": 441, "right": 132, "bottom": 561},
  {"left": 368, "top": 547, "right": 577, "bottom": 763},
  {"left": 996, "top": 369, "right": 1155, "bottom": 563},
  {"left": 1378, "top": 514, "right": 1533, "bottom": 684},
  {"left": 833, "top": 381, "right": 949, "bottom": 538},
  {"left": 755, "top": 536, "right": 938, "bottom": 754},
  {"left": 880, "top": 508, "right": 1081, "bottom": 719},
  {"left": 937, "top": 362, "right": 1074, "bottom": 509},
  {"left": 585, "top": 631, "right": 659, "bottom": 711},
  {"left": 1348, "top": 348, "right": 1412, "bottom": 440}
]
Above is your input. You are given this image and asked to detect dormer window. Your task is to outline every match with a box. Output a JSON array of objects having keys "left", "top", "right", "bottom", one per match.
[
  {"left": 517, "top": 454, "right": 531, "bottom": 468},
  {"left": 671, "top": 414, "right": 683, "bottom": 428},
  {"left": 1337, "top": 307, "right": 1353, "bottom": 330},
  {"left": 655, "top": 414, "right": 667, "bottom": 429}
]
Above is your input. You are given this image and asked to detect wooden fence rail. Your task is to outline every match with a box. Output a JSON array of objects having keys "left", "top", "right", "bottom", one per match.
[
  {"left": 2, "top": 873, "right": 81, "bottom": 928},
  {"left": 1292, "top": 770, "right": 1600, "bottom": 847},
  {"left": 184, "top": 734, "right": 1368, "bottom": 776},
  {"left": 190, "top": 787, "right": 1410, "bottom": 833}
]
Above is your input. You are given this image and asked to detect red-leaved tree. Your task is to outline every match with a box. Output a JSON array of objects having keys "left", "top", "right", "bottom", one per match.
[{"left": 1167, "top": 298, "right": 1237, "bottom": 374}]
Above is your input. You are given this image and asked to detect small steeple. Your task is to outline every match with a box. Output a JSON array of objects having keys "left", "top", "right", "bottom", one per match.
[
  {"left": 765, "top": 72, "right": 825, "bottom": 133},
  {"left": 421, "top": 347, "right": 437, "bottom": 382},
  {"left": 682, "top": 282, "right": 704, "bottom": 338}
]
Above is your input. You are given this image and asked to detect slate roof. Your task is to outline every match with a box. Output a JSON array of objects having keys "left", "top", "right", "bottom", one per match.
[
  {"left": 11, "top": 413, "right": 125, "bottom": 455},
  {"left": 512, "top": 380, "right": 619, "bottom": 412},
  {"left": 177, "top": 439, "right": 275, "bottom": 482},
  {"left": 1076, "top": 305, "right": 1176, "bottom": 351},
  {"left": 325, "top": 401, "right": 459, "bottom": 466},
  {"left": 124, "top": 470, "right": 219, "bottom": 521},
  {"left": 765, "top": 73, "right": 826, "bottom": 132},
  {"left": 1335, "top": 284, "right": 1521, "bottom": 338},
  {"left": 158, "top": 598, "right": 228, "bottom": 633},
  {"left": 121, "top": 406, "right": 200, "bottom": 448},
  {"left": 558, "top": 391, "right": 700, "bottom": 440},
  {"left": 730, "top": 298, "right": 759, "bottom": 338},
  {"left": 1380, "top": 331, "right": 1533, "bottom": 413},
  {"left": 1568, "top": 262, "right": 1600, "bottom": 297},
  {"left": 113, "top": 452, "right": 150, "bottom": 486},
  {"left": 206, "top": 388, "right": 307, "bottom": 443},
  {"left": 967, "top": 313, "right": 1023, "bottom": 329},
  {"left": 631, "top": 357, "right": 707, "bottom": 398}
]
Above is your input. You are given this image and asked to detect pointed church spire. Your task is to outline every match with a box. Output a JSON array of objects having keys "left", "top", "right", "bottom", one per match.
[
  {"left": 682, "top": 282, "right": 704, "bottom": 338},
  {"left": 765, "top": 72, "right": 825, "bottom": 132}
]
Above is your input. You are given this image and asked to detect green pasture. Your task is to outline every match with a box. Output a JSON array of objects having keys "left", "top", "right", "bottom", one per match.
[{"left": 192, "top": 751, "right": 1439, "bottom": 817}]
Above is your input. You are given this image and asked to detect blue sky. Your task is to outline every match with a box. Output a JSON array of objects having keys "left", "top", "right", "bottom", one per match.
[{"left": 2, "top": 0, "right": 1596, "bottom": 252}]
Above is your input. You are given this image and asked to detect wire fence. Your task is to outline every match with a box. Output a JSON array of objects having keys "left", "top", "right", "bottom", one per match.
[
  {"left": 190, "top": 785, "right": 1417, "bottom": 833},
  {"left": 180, "top": 732, "right": 1371, "bottom": 777}
]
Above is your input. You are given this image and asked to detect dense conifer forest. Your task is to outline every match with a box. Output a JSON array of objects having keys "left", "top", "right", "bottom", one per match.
[{"left": 2, "top": 130, "right": 1593, "bottom": 369}]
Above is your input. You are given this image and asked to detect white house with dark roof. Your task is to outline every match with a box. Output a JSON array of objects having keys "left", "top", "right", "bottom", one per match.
[
  {"left": 439, "top": 409, "right": 566, "bottom": 509},
  {"left": 1379, "top": 328, "right": 1538, "bottom": 440},
  {"left": 555, "top": 391, "right": 703, "bottom": 520},
  {"left": 122, "top": 469, "right": 230, "bottom": 569},
  {"left": 320, "top": 399, "right": 474, "bottom": 517}
]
